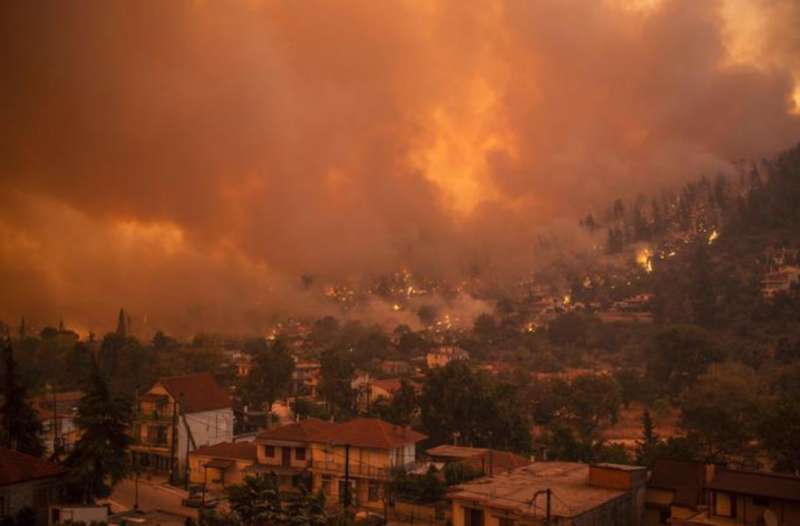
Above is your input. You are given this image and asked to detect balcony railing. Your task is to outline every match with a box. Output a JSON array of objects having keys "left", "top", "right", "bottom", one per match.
[{"left": 312, "top": 460, "right": 391, "bottom": 480}]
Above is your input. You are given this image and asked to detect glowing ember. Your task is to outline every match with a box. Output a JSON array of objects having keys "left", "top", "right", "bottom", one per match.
[
  {"left": 562, "top": 294, "right": 571, "bottom": 306},
  {"left": 636, "top": 248, "right": 654, "bottom": 273},
  {"left": 708, "top": 230, "right": 719, "bottom": 245},
  {"left": 392, "top": 303, "right": 401, "bottom": 312}
]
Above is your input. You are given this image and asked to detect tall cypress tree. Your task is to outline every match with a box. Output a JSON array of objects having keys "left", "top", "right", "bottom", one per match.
[
  {"left": 0, "top": 340, "right": 45, "bottom": 457},
  {"left": 65, "top": 359, "right": 133, "bottom": 502}
]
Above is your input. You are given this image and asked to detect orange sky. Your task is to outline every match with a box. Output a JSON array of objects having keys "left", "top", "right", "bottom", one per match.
[{"left": 1, "top": 0, "right": 799, "bottom": 334}]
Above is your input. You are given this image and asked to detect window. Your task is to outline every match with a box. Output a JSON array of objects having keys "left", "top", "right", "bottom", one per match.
[
  {"left": 753, "top": 496, "right": 770, "bottom": 507},
  {"left": 296, "top": 447, "right": 306, "bottom": 461},
  {"left": 321, "top": 475, "right": 332, "bottom": 495},
  {"left": 465, "top": 508, "right": 484, "bottom": 526},
  {"left": 265, "top": 445, "right": 275, "bottom": 458},
  {"left": 714, "top": 492, "right": 736, "bottom": 518},
  {"left": 368, "top": 482, "right": 381, "bottom": 502}
]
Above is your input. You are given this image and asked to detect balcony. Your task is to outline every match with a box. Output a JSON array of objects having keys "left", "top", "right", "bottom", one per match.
[{"left": 312, "top": 459, "right": 391, "bottom": 480}]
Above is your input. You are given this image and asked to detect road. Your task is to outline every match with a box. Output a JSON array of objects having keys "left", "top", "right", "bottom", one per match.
[{"left": 110, "top": 478, "right": 198, "bottom": 520}]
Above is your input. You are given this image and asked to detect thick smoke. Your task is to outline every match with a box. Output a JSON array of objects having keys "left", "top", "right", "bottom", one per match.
[{"left": 1, "top": 0, "right": 799, "bottom": 335}]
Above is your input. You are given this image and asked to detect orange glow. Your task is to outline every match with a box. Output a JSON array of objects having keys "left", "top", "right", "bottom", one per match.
[{"left": 413, "top": 79, "right": 511, "bottom": 215}]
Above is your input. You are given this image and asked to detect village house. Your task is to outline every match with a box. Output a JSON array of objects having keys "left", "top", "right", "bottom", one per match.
[
  {"left": 249, "top": 418, "right": 426, "bottom": 510},
  {"left": 252, "top": 419, "right": 335, "bottom": 493},
  {"left": 426, "top": 346, "right": 469, "bottom": 369},
  {"left": 188, "top": 441, "right": 259, "bottom": 492},
  {"left": 32, "top": 391, "right": 83, "bottom": 457},
  {"left": 310, "top": 419, "right": 427, "bottom": 509},
  {"left": 351, "top": 376, "right": 420, "bottom": 413},
  {"left": 291, "top": 360, "right": 321, "bottom": 397},
  {"left": 377, "top": 360, "right": 415, "bottom": 376},
  {"left": 0, "top": 447, "right": 66, "bottom": 526},
  {"left": 644, "top": 459, "right": 708, "bottom": 526},
  {"left": 448, "top": 462, "right": 647, "bottom": 526},
  {"left": 677, "top": 468, "right": 800, "bottom": 526},
  {"left": 131, "top": 372, "right": 234, "bottom": 478}
]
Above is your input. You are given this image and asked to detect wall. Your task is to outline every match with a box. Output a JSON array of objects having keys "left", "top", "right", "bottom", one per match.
[
  {"left": 0, "top": 479, "right": 61, "bottom": 526},
  {"left": 177, "top": 408, "right": 234, "bottom": 471},
  {"left": 188, "top": 455, "right": 253, "bottom": 488},
  {"left": 256, "top": 442, "right": 310, "bottom": 469}
]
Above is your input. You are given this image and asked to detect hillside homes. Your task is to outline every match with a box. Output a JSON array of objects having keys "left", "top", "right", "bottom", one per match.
[
  {"left": 131, "top": 373, "right": 233, "bottom": 478},
  {"left": 426, "top": 347, "right": 469, "bottom": 369}
]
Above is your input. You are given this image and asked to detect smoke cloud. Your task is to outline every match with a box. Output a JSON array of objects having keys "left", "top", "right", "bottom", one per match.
[{"left": 1, "top": 0, "right": 799, "bottom": 335}]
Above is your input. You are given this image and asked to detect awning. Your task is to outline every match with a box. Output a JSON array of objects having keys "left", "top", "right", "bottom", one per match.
[{"left": 205, "top": 459, "right": 234, "bottom": 469}]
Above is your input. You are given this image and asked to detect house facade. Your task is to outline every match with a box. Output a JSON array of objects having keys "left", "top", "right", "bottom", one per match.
[
  {"left": 188, "top": 441, "right": 259, "bottom": 491},
  {"left": 0, "top": 448, "right": 66, "bottom": 526},
  {"left": 678, "top": 468, "right": 800, "bottom": 526},
  {"left": 32, "top": 391, "right": 83, "bottom": 458},
  {"left": 251, "top": 418, "right": 426, "bottom": 510},
  {"left": 131, "top": 372, "right": 234, "bottom": 478}
]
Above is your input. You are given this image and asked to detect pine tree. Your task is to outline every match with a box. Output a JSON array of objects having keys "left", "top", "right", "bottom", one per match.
[
  {"left": 115, "top": 308, "right": 128, "bottom": 338},
  {"left": 635, "top": 409, "right": 660, "bottom": 467},
  {"left": 0, "top": 341, "right": 45, "bottom": 457},
  {"left": 65, "top": 359, "right": 133, "bottom": 502}
]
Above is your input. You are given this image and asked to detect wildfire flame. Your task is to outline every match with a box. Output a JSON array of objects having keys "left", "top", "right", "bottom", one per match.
[{"left": 636, "top": 248, "right": 654, "bottom": 273}]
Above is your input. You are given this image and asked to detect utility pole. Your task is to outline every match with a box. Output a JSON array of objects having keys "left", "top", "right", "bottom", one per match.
[
  {"left": 50, "top": 384, "right": 58, "bottom": 457},
  {"left": 169, "top": 398, "right": 178, "bottom": 485},
  {"left": 531, "top": 488, "right": 552, "bottom": 525},
  {"left": 343, "top": 443, "right": 351, "bottom": 511},
  {"left": 546, "top": 488, "right": 551, "bottom": 525},
  {"left": 134, "top": 468, "right": 140, "bottom": 510}
]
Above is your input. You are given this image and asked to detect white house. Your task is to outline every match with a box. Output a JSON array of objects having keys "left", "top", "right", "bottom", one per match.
[{"left": 131, "top": 372, "right": 234, "bottom": 478}]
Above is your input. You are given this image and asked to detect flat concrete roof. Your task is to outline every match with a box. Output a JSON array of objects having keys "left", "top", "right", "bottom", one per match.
[{"left": 448, "top": 462, "right": 627, "bottom": 520}]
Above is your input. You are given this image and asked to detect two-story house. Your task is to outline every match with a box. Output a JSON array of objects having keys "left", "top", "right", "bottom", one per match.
[
  {"left": 252, "top": 418, "right": 426, "bottom": 510},
  {"left": 310, "top": 418, "right": 426, "bottom": 509},
  {"left": 251, "top": 419, "right": 336, "bottom": 493},
  {"left": 131, "top": 372, "right": 234, "bottom": 479}
]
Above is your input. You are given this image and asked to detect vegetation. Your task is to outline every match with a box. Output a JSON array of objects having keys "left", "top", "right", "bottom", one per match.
[
  {"left": 0, "top": 341, "right": 44, "bottom": 457},
  {"left": 64, "top": 360, "right": 133, "bottom": 502},
  {"left": 201, "top": 474, "right": 327, "bottom": 526}
]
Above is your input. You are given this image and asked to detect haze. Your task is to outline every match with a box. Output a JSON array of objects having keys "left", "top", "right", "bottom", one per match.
[{"left": 2, "top": 0, "right": 799, "bottom": 335}]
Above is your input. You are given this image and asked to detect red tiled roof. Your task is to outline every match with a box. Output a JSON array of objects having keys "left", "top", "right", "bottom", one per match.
[
  {"left": 0, "top": 448, "right": 66, "bottom": 486},
  {"left": 257, "top": 419, "right": 339, "bottom": 443},
  {"left": 320, "top": 419, "right": 427, "bottom": 450},
  {"left": 708, "top": 469, "right": 800, "bottom": 502},
  {"left": 156, "top": 373, "right": 231, "bottom": 413},
  {"left": 192, "top": 441, "right": 257, "bottom": 462}
]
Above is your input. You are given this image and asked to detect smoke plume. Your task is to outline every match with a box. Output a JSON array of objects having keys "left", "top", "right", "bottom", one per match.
[{"left": 1, "top": 0, "right": 799, "bottom": 335}]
